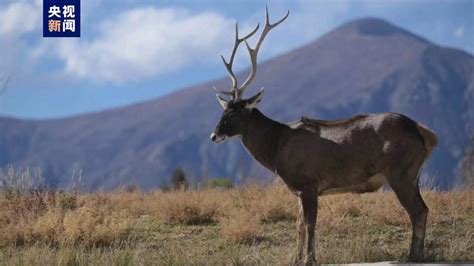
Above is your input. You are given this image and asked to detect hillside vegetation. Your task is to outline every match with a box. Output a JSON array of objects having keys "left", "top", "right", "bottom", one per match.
[{"left": 0, "top": 171, "right": 472, "bottom": 265}]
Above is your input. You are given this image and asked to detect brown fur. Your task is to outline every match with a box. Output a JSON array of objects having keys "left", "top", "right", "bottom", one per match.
[
  {"left": 213, "top": 108, "right": 437, "bottom": 264},
  {"left": 211, "top": 9, "right": 438, "bottom": 264}
]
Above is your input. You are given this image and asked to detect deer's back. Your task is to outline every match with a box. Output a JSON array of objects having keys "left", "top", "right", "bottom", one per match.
[
  {"left": 278, "top": 112, "right": 427, "bottom": 192},
  {"left": 288, "top": 112, "right": 424, "bottom": 145}
]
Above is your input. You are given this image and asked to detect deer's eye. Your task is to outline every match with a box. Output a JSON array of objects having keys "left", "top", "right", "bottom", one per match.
[{"left": 227, "top": 112, "right": 241, "bottom": 122}]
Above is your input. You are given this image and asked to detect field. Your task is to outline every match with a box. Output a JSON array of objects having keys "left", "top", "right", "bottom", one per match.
[{"left": 0, "top": 176, "right": 473, "bottom": 265}]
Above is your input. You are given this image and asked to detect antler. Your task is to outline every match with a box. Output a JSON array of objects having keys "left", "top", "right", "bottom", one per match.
[
  {"left": 220, "top": 22, "right": 259, "bottom": 98},
  {"left": 217, "top": 6, "right": 289, "bottom": 101},
  {"left": 238, "top": 6, "right": 289, "bottom": 98}
]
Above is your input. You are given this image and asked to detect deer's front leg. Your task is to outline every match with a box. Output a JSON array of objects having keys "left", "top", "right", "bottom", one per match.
[{"left": 301, "top": 190, "right": 318, "bottom": 265}]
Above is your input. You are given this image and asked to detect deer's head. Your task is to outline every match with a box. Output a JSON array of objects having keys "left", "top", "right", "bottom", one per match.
[{"left": 210, "top": 7, "right": 289, "bottom": 144}]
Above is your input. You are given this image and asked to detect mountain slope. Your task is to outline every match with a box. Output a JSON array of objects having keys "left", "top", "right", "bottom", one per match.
[{"left": 1, "top": 18, "right": 473, "bottom": 190}]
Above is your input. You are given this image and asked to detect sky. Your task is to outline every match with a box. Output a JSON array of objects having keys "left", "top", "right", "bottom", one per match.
[{"left": 0, "top": 0, "right": 472, "bottom": 119}]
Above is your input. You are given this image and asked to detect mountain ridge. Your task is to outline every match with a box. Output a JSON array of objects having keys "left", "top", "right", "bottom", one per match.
[{"left": 1, "top": 18, "right": 473, "bottom": 190}]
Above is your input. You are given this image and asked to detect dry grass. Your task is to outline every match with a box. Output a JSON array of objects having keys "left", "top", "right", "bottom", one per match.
[
  {"left": 150, "top": 190, "right": 219, "bottom": 225},
  {"left": 0, "top": 170, "right": 472, "bottom": 265},
  {"left": 220, "top": 208, "right": 261, "bottom": 243}
]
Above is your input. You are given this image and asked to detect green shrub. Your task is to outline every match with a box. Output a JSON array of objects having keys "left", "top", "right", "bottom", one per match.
[
  {"left": 208, "top": 178, "right": 233, "bottom": 189},
  {"left": 58, "top": 192, "right": 77, "bottom": 210}
]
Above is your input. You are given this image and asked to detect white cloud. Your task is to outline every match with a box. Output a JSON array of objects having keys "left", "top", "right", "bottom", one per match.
[
  {"left": 33, "top": 3, "right": 358, "bottom": 84},
  {"left": 0, "top": 1, "right": 41, "bottom": 36},
  {"left": 454, "top": 26, "right": 464, "bottom": 38},
  {"left": 50, "top": 7, "right": 234, "bottom": 83}
]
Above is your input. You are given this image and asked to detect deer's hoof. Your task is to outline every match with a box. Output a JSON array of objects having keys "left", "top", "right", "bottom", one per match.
[
  {"left": 291, "top": 260, "right": 303, "bottom": 266},
  {"left": 290, "top": 254, "right": 303, "bottom": 265},
  {"left": 304, "top": 255, "right": 317, "bottom": 266},
  {"left": 408, "top": 254, "right": 424, "bottom": 262}
]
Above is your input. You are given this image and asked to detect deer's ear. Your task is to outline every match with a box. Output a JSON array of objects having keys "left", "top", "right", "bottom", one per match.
[
  {"left": 215, "top": 94, "right": 228, "bottom": 109},
  {"left": 245, "top": 88, "right": 264, "bottom": 109}
]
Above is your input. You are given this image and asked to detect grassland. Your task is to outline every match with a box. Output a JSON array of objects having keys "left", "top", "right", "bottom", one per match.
[{"left": 0, "top": 176, "right": 472, "bottom": 265}]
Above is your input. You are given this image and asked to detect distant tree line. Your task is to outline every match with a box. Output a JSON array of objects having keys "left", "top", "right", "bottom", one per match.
[
  {"left": 170, "top": 167, "right": 188, "bottom": 190},
  {"left": 168, "top": 167, "right": 234, "bottom": 191}
]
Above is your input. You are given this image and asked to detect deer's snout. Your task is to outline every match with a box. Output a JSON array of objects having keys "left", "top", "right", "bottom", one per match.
[
  {"left": 210, "top": 132, "right": 217, "bottom": 141},
  {"left": 210, "top": 132, "right": 226, "bottom": 143}
]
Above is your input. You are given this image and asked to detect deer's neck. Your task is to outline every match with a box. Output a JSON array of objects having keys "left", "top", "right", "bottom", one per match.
[{"left": 241, "top": 109, "right": 288, "bottom": 172}]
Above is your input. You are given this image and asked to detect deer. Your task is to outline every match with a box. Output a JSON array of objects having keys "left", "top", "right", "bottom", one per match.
[{"left": 210, "top": 7, "right": 438, "bottom": 265}]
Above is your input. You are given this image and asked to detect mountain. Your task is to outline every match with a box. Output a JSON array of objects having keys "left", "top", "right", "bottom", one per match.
[{"left": 1, "top": 18, "right": 473, "bottom": 190}]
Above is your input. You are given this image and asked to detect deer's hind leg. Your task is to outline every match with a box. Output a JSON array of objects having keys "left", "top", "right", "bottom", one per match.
[
  {"left": 292, "top": 196, "right": 306, "bottom": 265},
  {"left": 387, "top": 162, "right": 428, "bottom": 262}
]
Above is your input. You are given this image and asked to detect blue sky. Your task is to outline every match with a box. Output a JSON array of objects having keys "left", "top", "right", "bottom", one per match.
[{"left": 0, "top": 0, "right": 472, "bottom": 119}]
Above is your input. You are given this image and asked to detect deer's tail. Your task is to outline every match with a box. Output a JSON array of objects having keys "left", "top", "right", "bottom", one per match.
[{"left": 416, "top": 123, "right": 438, "bottom": 160}]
